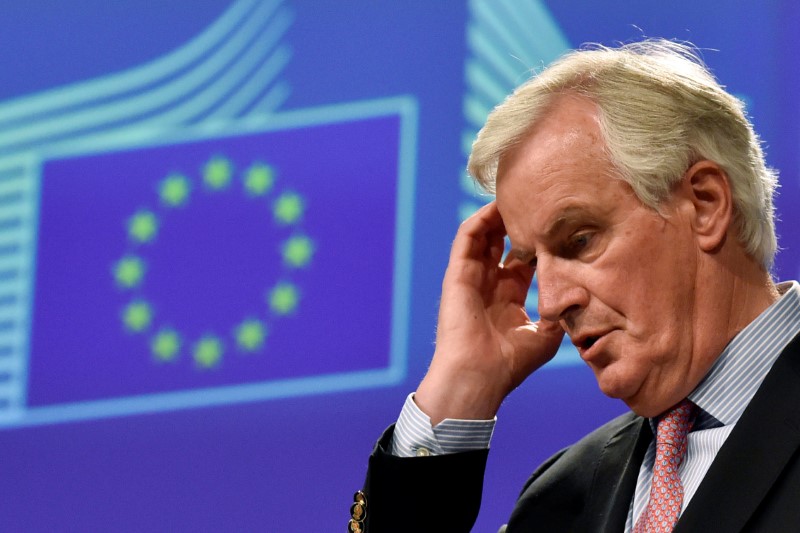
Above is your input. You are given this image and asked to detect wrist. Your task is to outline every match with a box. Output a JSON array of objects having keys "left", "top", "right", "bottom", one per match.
[{"left": 415, "top": 365, "right": 507, "bottom": 425}]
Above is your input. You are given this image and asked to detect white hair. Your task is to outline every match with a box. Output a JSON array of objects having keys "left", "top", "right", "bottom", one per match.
[{"left": 468, "top": 39, "right": 779, "bottom": 268}]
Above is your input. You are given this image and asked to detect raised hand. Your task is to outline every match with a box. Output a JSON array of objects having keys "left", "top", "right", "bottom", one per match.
[{"left": 415, "top": 202, "right": 565, "bottom": 424}]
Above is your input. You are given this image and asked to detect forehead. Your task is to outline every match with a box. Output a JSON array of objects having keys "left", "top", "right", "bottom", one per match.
[
  {"left": 497, "top": 94, "right": 605, "bottom": 183},
  {"left": 495, "top": 95, "right": 622, "bottom": 241}
]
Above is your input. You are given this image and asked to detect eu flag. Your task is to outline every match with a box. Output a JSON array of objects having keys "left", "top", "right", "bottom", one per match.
[{"left": 29, "top": 102, "right": 414, "bottom": 411}]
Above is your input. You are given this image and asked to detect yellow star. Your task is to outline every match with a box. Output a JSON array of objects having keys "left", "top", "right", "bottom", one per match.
[
  {"left": 244, "top": 163, "right": 275, "bottom": 197},
  {"left": 122, "top": 300, "right": 153, "bottom": 333},
  {"left": 151, "top": 329, "right": 181, "bottom": 362},
  {"left": 193, "top": 336, "right": 224, "bottom": 368},
  {"left": 113, "top": 256, "right": 145, "bottom": 288},
  {"left": 282, "top": 235, "right": 315, "bottom": 268},
  {"left": 160, "top": 173, "right": 191, "bottom": 206},
  {"left": 273, "top": 192, "right": 304, "bottom": 225},
  {"left": 203, "top": 156, "right": 233, "bottom": 190},
  {"left": 235, "top": 319, "right": 267, "bottom": 352},
  {"left": 128, "top": 211, "right": 158, "bottom": 243},
  {"left": 269, "top": 282, "right": 300, "bottom": 315}
]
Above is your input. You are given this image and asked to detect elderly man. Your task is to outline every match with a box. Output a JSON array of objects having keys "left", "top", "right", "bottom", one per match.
[{"left": 350, "top": 40, "right": 800, "bottom": 532}]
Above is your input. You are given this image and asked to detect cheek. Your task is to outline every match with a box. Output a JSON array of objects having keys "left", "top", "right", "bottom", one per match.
[
  {"left": 615, "top": 288, "right": 695, "bottom": 386},
  {"left": 602, "top": 258, "right": 695, "bottom": 352},
  {"left": 624, "top": 282, "right": 694, "bottom": 345},
  {"left": 622, "top": 232, "right": 697, "bottom": 319}
]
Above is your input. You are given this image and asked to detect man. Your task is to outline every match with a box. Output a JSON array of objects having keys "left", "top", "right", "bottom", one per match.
[{"left": 349, "top": 40, "right": 800, "bottom": 532}]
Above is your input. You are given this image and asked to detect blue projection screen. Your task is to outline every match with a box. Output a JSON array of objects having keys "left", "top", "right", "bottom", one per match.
[{"left": 0, "top": 1, "right": 797, "bottom": 531}]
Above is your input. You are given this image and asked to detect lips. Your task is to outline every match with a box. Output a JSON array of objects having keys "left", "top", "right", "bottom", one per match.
[
  {"left": 583, "top": 336, "right": 600, "bottom": 349},
  {"left": 572, "top": 332, "right": 603, "bottom": 350},
  {"left": 571, "top": 330, "right": 612, "bottom": 359}
]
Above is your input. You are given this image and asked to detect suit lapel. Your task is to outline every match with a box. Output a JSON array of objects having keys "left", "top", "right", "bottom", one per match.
[
  {"left": 583, "top": 415, "right": 651, "bottom": 533},
  {"left": 675, "top": 333, "right": 800, "bottom": 532}
]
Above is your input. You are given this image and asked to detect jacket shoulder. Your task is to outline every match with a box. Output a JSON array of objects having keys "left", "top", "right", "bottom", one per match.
[{"left": 508, "top": 411, "right": 644, "bottom": 531}]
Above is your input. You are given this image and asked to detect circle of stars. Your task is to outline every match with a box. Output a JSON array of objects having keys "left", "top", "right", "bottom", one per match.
[{"left": 113, "top": 154, "right": 314, "bottom": 370}]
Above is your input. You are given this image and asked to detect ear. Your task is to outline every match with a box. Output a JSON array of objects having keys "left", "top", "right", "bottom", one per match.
[{"left": 680, "top": 160, "right": 734, "bottom": 252}]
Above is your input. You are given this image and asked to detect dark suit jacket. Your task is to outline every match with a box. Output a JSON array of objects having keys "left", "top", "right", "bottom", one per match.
[{"left": 359, "top": 332, "right": 800, "bottom": 532}]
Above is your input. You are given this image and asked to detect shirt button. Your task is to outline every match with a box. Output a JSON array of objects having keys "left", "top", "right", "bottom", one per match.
[{"left": 415, "top": 447, "right": 430, "bottom": 457}]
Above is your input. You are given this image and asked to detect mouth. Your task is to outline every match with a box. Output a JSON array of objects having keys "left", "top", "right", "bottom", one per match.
[
  {"left": 583, "top": 336, "right": 600, "bottom": 349},
  {"left": 572, "top": 331, "right": 610, "bottom": 358}
]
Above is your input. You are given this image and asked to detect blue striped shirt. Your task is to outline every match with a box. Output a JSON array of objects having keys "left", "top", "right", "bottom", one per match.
[
  {"left": 626, "top": 280, "right": 800, "bottom": 529},
  {"left": 391, "top": 281, "right": 800, "bottom": 527},
  {"left": 392, "top": 393, "right": 496, "bottom": 456}
]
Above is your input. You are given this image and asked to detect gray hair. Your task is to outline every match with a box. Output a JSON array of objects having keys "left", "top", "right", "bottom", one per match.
[{"left": 468, "top": 39, "right": 779, "bottom": 269}]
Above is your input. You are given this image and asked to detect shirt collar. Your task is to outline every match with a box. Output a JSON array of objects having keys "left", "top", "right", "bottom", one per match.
[{"left": 687, "top": 281, "right": 800, "bottom": 426}]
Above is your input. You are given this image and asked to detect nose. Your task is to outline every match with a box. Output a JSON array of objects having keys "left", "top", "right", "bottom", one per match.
[{"left": 535, "top": 254, "right": 588, "bottom": 325}]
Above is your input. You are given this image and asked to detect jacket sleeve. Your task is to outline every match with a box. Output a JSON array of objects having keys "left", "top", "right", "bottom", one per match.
[{"left": 351, "top": 424, "right": 489, "bottom": 533}]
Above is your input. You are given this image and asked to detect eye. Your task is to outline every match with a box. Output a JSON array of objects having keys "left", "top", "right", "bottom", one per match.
[
  {"left": 569, "top": 231, "right": 592, "bottom": 250},
  {"left": 563, "top": 230, "right": 595, "bottom": 257}
]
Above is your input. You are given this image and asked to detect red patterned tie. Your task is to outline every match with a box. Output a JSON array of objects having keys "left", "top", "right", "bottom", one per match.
[{"left": 633, "top": 400, "right": 697, "bottom": 533}]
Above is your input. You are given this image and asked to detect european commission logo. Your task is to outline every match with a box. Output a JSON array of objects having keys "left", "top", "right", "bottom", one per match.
[{"left": 20, "top": 99, "right": 416, "bottom": 424}]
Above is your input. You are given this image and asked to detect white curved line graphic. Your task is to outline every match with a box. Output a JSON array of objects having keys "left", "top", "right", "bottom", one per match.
[
  {"left": 0, "top": 0, "right": 262, "bottom": 126},
  {"left": 0, "top": 1, "right": 291, "bottom": 154}
]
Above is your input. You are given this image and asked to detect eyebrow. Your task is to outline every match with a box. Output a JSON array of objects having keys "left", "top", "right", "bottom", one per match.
[
  {"left": 543, "top": 207, "right": 587, "bottom": 239},
  {"left": 510, "top": 248, "right": 536, "bottom": 264},
  {"left": 508, "top": 206, "right": 591, "bottom": 262}
]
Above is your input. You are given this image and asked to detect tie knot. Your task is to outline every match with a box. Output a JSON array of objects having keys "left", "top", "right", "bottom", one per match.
[{"left": 656, "top": 399, "right": 696, "bottom": 447}]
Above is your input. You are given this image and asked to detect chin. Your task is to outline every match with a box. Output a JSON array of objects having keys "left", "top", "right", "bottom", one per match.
[
  {"left": 616, "top": 387, "right": 675, "bottom": 418},
  {"left": 620, "top": 397, "right": 661, "bottom": 418},
  {"left": 595, "top": 378, "right": 631, "bottom": 403},
  {"left": 593, "top": 368, "right": 644, "bottom": 409}
]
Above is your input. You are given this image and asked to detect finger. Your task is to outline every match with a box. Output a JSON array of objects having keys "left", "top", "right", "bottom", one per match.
[
  {"left": 487, "top": 231, "right": 506, "bottom": 265},
  {"left": 501, "top": 253, "right": 535, "bottom": 286},
  {"left": 501, "top": 251, "right": 517, "bottom": 268},
  {"left": 535, "top": 316, "right": 565, "bottom": 335},
  {"left": 450, "top": 202, "right": 506, "bottom": 261},
  {"left": 531, "top": 318, "right": 567, "bottom": 352},
  {"left": 496, "top": 258, "right": 535, "bottom": 306},
  {"left": 508, "top": 321, "right": 566, "bottom": 381}
]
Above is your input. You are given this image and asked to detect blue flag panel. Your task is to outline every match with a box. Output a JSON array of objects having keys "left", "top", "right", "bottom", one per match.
[{"left": 29, "top": 107, "right": 411, "bottom": 408}]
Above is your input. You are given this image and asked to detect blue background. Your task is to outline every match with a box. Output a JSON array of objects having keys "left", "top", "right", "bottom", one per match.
[{"left": 0, "top": 1, "right": 797, "bottom": 531}]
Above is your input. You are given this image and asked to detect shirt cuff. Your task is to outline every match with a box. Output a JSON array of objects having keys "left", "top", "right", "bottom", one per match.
[{"left": 390, "top": 393, "right": 496, "bottom": 457}]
